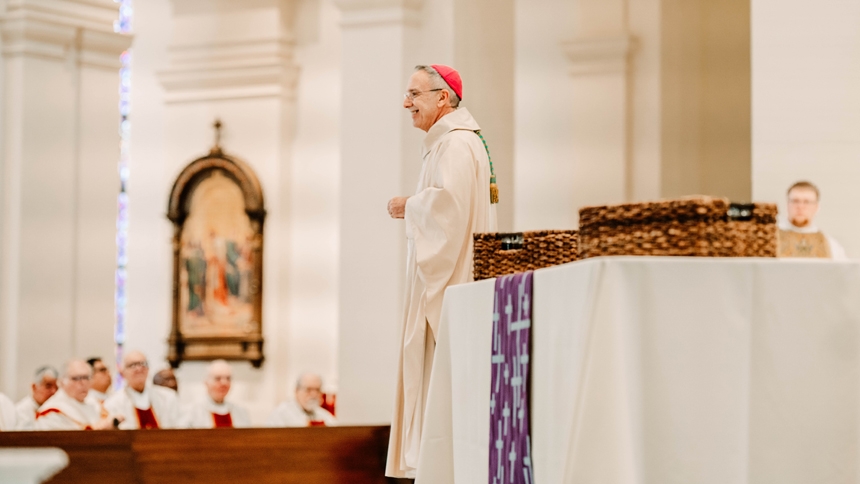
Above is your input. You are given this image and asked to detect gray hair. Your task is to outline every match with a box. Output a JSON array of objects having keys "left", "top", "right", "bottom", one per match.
[
  {"left": 414, "top": 65, "right": 460, "bottom": 108},
  {"left": 295, "top": 372, "right": 323, "bottom": 391},
  {"left": 207, "top": 359, "right": 231, "bottom": 378},
  {"left": 60, "top": 360, "right": 91, "bottom": 379},
  {"left": 32, "top": 365, "right": 59, "bottom": 384}
]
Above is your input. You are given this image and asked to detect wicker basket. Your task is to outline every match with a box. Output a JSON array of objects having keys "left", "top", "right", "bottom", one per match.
[
  {"left": 473, "top": 230, "right": 578, "bottom": 281},
  {"left": 578, "top": 197, "right": 777, "bottom": 259}
]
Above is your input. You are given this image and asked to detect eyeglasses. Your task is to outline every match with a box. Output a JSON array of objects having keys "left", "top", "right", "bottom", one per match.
[
  {"left": 404, "top": 89, "right": 442, "bottom": 101},
  {"left": 125, "top": 360, "right": 148, "bottom": 370},
  {"left": 68, "top": 375, "right": 91, "bottom": 383}
]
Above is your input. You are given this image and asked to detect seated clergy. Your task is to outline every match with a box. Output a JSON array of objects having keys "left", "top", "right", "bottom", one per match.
[
  {"left": 152, "top": 367, "right": 178, "bottom": 392},
  {"left": 0, "top": 393, "right": 17, "bottom": 431},
  {"left": 779, "top": 181, "right": 848, "bottom": 259},
  {"left": 266, "top": 373, "right": 336, "bottom": 427},
  {"left": 15, "top": 366, "right": 59, "bottom": 430},
  {"left": 35, "top": 359, "right": 120, "bottom": 431},
  {"left": 85, "top": 357, "right": 112, "bottom": 409},
  {"left": 104, "top": 350, "right": 182, "bottom": 429},
  {"left": 189, "top": 360, "right": 250, "bottom": 428}
]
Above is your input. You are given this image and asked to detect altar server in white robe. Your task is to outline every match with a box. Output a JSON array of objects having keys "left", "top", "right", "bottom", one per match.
[
  {"left": 35, "top": 359, "right": 120, "bottom": 431},
  {"left": 189, "top": 360, "right": 250, "bottom": 428},
  {"left": 0, "top": 393, "right": 17, "bottom": 431},
  {"left": 385, "top": 64, "right": 498, "bottom": 478},
  {"left": 104, "top": 350, "right": 182, "bottom": 429},
  {"left": 266, "top": 373, "right": 336, "bottom": 427},
  {"left": 778, "top": 180, "right": 847, "bottom": 259},
  {"left": 15, "top": 366, "right": 59, "bottom": 430}
]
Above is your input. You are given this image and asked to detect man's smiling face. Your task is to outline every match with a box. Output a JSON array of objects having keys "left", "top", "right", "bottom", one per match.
[{"left": 403, "top": 70, "right": 443, "bottom": 132}]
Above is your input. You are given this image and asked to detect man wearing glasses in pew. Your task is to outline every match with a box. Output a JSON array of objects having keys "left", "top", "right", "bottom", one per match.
[
  {"left": 104, "top": 350, "right": 183, "bottom": 429},
  {"left": 35, "top": 359, "right": 122, "bottom": 431}
]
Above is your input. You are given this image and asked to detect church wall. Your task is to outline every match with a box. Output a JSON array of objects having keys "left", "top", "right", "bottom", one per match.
[
  {"left": 0, "top": 0, "right": 130, "bottom": 398},
  {"left": 517, "top": 0, "right": 752, "bottom": 233},
  {"left": 453, "top": 0, "right": 515, "bottom": 232},
  {"left": 10, "top": 55, "right": 78, "bottom": 397},
  {"left": 122, "top": 0, "right": 173, "bottom": 383},
  {"left": 752, "top": 0, "right": 860, "bottom": 258},
  {"left": 512, "top": 0, "right": 578, "bottom": 231},
  {"left": 282, "top": 0, "right": 342, "bottom": 411},
  {"left": 334, "top": 0, "right": 418, "bottom": 425}
]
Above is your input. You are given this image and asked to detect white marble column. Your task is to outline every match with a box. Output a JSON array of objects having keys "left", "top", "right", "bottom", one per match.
[
  {"left": 563, "top": 34, "right": 636, "bottom": 210},
  {"left": 334, "top": 0, "right": 423, "bottom": 424},
  {"left": 552, "top": 0, "right": 750, "bottom": 226},
  {"left": 0, "top": 0, "right": 130, "bottom": 397}
]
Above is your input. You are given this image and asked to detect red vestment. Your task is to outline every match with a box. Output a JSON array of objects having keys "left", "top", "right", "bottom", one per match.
[
  {"left": 135, "top": 407, "right": 159, "bottom": 429},
  {"left": 212, "top": 413, "right": 233, "bottom": 428}
]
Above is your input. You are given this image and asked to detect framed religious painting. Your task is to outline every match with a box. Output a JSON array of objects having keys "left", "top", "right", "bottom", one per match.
[{"left": 166, "top": 121, "right": 266, "bottom": 368}]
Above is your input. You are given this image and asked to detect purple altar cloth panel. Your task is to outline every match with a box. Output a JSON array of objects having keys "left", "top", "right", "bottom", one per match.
[{"left": 489, "top": 271, "right": 534, "bottom": 484}]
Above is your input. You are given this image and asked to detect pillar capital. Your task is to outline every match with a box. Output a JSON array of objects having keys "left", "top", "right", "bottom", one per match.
[
  {"left": 0, "top": 0, "right": 131, "bottom": 67},
  {"left": 562, "top": 35, "right": 636, "bottom": 77},
  {"left": 333, "top": 0, "right": 423, "bottom": 28},
  {"left": 157, "top": 38, "right": 299, "bottom": 103},
  {"left": 157, "top": 0, "right": 298, "bottom": 103}
]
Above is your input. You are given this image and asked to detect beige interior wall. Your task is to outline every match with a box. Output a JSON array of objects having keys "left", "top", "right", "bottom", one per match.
[
  {"left": 512, "top": 0, "right": 578, "bottom": 230},
  {"left": 660, "top": 0, "right": 751, "bottom": 201},
  {"left": 454, "top": 0, "right": 515, "bottom": 231},
  {"left": 699, "top": 0, "right": 751, "bottom": 202},
  {"left": 0, "top": 1, "right": 129, "bottom": 398},
  {"left": 752, "top": 0, "right": 860, "bottom": 258},
  {"left": 518, "top": 0, "right": 753, "bottom": 236}
]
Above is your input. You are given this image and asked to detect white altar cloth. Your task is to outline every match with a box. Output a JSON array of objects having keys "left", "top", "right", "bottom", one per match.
[
  {"left": 415, "top": 257, "right": 860, "bottom": 484},
  {"left": 0, "top": 448, "right": 68, "bottom": 484}
]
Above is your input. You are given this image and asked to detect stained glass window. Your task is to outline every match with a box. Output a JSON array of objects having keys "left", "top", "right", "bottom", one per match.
[{"left": 115, "top": 0, "right": 133, "bottom": 385}]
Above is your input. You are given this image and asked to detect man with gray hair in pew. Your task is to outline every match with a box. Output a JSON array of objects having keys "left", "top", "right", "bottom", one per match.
[
  {"left": 266, "top": 373, "right": 336, "bottom": 427},
  {"left": 104, "top": 350, "right": 183, "bottom": 429},
  {"left": 35, "top": 359, "right": 122, "bottom": 430},
  {"left": 15, "top": 365, "right": 59, "bottom": 430},
  {"left": 188, "top": 359, "right": 251, "bottom": 428}
]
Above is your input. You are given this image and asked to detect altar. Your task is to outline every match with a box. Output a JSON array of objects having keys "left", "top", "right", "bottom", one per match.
[{"left": 416, "top": 257, "right": 860, "bottom": 484}]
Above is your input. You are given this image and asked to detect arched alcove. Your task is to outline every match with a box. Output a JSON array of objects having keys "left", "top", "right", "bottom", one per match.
[{"left": 166, "top": 137, "right": 266, "bottom": 369}]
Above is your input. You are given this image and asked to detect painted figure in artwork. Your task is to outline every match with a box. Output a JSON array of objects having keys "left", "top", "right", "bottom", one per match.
[
  {"left": 179, "top": 171, "right": 256, "bottom": 336},
  {"left": 185, "top": 242, "right": 207, "bottom": 316}
]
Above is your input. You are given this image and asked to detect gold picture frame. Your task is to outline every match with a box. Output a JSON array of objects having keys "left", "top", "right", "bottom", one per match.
[{"left": 166, "top": 122, "right": 266, "bottom": 368}]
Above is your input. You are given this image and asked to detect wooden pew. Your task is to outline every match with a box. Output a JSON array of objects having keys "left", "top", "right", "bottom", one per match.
[{"left": 0, "top": 426, "right": 408, "bottom": 484}]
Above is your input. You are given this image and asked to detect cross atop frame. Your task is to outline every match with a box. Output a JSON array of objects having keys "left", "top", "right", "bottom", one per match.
[{"left": 210, "top": 118, "right": 223, "bottom": 155}]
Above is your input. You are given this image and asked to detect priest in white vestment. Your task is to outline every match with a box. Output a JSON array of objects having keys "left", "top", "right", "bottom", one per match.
[
  {"left": 104, "top": 350, "right": 182, "bottom": 429},
  {"left": 35, "top": 360, "right": 119, "bottom": 431},
  {"left": 0, "top": 393, "right": 17, "bottom": 431},
  {"left": 385, "top": 64, "right": 498, "bottom": 478},
  {"left": 189, "top": 360, "right": 251, "bottom": 428},
  {"left": 266, "top": 373, "right": 336, "bottom": 427},
  {"left": 778, "top": 181, "right": 847, "bottom": 259},
  {"left": 84, "top": 357, "right": 112, "bottom": 419},
  {"left": 15, "top": 366, "right": 59, "bottom": 430}
]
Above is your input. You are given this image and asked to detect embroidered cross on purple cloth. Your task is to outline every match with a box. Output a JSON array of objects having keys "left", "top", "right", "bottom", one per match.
[{"left": 489, "top": 271, "right": 534, "bottom": 484}]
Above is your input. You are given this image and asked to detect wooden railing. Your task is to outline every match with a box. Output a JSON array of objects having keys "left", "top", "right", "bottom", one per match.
[{"left": 0, "top": 426, "right": 409, "bottom": 484}]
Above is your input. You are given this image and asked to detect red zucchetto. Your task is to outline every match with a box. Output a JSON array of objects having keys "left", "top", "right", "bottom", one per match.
[{"left": 430, "top": 64, "right": 463, "bottom": 100}]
